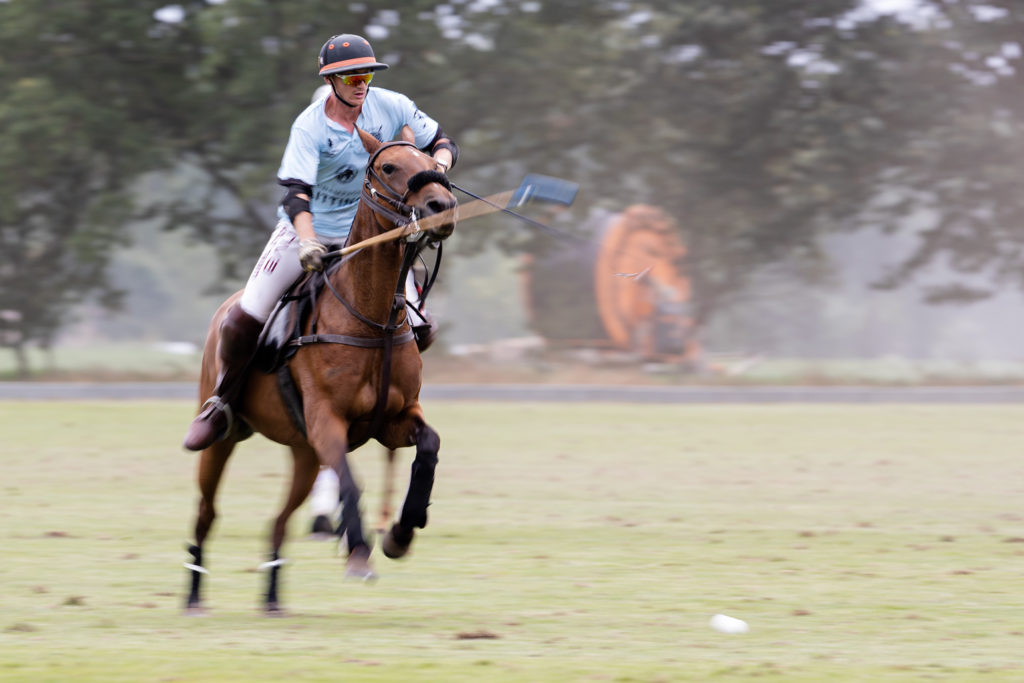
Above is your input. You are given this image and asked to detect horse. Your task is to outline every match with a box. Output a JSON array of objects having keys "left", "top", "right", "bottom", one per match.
[{"left": 184, "top": 127, "right": 458, "bottom": 614}]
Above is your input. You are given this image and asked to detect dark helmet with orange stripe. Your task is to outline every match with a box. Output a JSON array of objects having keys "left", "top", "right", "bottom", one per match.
[{"left": 318, "top": 34, "right": 389, "bottom": 77}]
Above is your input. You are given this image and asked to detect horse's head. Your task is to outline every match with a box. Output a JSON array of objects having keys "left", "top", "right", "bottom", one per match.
[{"left": 358, "top": 127, "right": 457, "bottom": 241}]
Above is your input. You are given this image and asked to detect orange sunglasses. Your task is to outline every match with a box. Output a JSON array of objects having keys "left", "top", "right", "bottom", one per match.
[{"left": 335, "top": 72, "right": 374, "bottom": 86}]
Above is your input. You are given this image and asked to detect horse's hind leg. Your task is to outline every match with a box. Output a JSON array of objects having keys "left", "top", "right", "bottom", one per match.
[
  {"left": 378, "top": 448, "right": 398, "bottom": 534},
  {"left": 263, "top": 443, "right": 320, "bottom": 614},
  {"left": 383, "top": 423, "right": 439, "bottom": 559},
  {"left": 185, "top": 439, "right": 236, "bottom": 614}
]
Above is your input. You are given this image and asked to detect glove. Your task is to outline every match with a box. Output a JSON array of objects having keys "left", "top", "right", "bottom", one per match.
[{"left": 298, "top": 239, "right": 327, "bottom": 272}]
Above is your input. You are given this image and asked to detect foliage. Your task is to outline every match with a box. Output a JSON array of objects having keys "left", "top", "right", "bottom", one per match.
[
  {"left": 132, "top": 0, "right": 363, "bottom": 286},
  {"left": 1, "top": 0, "right": 1021, "bottom": 364},
  {"left": 140, "top": 0, "right": 1024, "bottom": 320},
  {"left": 419, "top": 0, "right": 1022, "bottom": 320},
  {"left": 862, "top": 1, "right": 1024, "bottom": 301},
  {"left": 0, "top": 0, "right": 179, "bottom": 373}
]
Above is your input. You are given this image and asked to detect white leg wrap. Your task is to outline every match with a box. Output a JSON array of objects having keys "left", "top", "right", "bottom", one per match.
[
  {"left": 309, "top": 467, "right": 340, "bottom": 517},
  {"left": 258, "top": 558, "right": 288, "bottom": 571}
]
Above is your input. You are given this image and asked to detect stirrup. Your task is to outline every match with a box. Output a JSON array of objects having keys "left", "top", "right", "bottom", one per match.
[{"left": 200, "top": 396, "right": 234, "bottom": 437}]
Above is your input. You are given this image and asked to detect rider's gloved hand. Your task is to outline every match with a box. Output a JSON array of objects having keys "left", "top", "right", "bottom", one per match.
[{"left": 298, "top": 239, "right": 327, "bottom": 272}]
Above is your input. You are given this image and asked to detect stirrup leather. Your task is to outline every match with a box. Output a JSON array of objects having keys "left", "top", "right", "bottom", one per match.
[{"left": 200, "top": 396, "right": 234, "bottom": 437}]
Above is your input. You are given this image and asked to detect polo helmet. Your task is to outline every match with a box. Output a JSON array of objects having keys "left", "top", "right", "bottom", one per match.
[{"left": 318, "top": 34, "right": 389, "bottom": 77}]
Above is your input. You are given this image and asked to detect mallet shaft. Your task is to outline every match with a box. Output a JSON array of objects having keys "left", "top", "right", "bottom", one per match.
[{"left": 338, "top": 190, "right": 516, "bottom": 256}]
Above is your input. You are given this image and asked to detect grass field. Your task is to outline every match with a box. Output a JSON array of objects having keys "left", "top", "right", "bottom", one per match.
[{"left": 1, "top": 400, "right": 1023, "bottom": 682}]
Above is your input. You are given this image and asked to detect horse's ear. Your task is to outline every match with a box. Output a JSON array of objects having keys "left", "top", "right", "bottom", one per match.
[
  {"left": 357, "top": 127, "right": 382, "bottom": 156},
  {"left": 399, "top": 125, "right": 416, "bottom": 144}
]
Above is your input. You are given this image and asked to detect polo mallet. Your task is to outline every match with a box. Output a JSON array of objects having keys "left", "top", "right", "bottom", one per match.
[
  {"left": 451, "top": 174, "right": 579, "bottom": 241},
  {"left": 336, "top": 173, "right": 579, "bottom": 256}
]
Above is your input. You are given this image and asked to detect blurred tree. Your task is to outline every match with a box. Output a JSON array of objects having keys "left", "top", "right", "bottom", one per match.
[
  {"left": 0, "top": 0, "right": 184, "bottom": 375},
  {"left": 153, "top": 0, "right": 1019, "bottom": 335},
  {"left": 858, "top": 1, "right": 1024, "bottom": 303},
  {"left": 404, "top": 0, "right": 1022, "bottom": 332},
  {"left": 132, "top": 0, "right": 373, "bottom": 286},
  {"left": 3, "top": 0, "right": 1020, "bottom": 366}
]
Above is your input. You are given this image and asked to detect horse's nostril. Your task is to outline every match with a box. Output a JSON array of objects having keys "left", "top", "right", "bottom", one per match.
[{"left": 426, "top": 198, "right": 455, "bottom": 215}]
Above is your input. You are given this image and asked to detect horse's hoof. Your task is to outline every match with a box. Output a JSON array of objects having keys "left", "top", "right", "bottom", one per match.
[
  {"left": 344, "top": 561, "right": 379, "bottom": 582},
  {"left": 263, "top": 603, "right": 287, "bottom": 617},
  {"left": 345, "top": 547, "right": 379, "bottom": 582},
  {"left": 183, "top": 605, "right": 208, "bottom": 617},
  {"left": 382, "top": 523, "right": 414, "bottom": 559}
]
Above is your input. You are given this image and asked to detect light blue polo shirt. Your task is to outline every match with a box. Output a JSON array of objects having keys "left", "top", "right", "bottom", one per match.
[{"left": 276, "top": 87, "right": 441, "bottom": 241}]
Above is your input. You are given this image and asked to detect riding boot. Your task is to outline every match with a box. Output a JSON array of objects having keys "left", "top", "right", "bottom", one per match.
[
  {"left": 183, "top": 306, "right": 265, "bottom": 451},
  {"left": 411, "top": 310, "right": 438, "bottom": 353}
]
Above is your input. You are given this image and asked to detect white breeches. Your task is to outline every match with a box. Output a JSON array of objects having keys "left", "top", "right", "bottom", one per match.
[{"left": 238, "top": 218, "right": 426, "bottom": 323}]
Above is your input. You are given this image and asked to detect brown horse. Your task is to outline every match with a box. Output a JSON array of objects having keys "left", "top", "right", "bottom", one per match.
[{"left": 184, "top": 128, "right": 457, "bottom": 613}]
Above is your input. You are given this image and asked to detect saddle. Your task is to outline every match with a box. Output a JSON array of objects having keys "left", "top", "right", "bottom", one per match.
[
  {"left": 248, "top": 272, "right": 323, "bottom": 437},
  {"left": 250, "top": 265, "right": 419, "bottom": 441},
  {"left": 253, "top": 272, "right": 321, "bottom": 375}
]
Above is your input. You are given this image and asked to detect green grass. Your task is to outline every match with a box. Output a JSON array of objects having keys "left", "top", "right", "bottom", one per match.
[{"left": 1, "top": 401, "right": 1024, "bottom": 681}]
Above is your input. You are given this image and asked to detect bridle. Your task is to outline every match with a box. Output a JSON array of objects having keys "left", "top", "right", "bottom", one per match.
[
  {"left": 310, "top": 139, "right": 453, "bottom": 330},
  {"left": 326, "top": 138, "right": 451, "bottom": 331},
  {"left": 360, "top": 140, "right": 452, "bottom": 230},
  {"left": 316, "top": 139, "right": 452, "bottom": 331}
]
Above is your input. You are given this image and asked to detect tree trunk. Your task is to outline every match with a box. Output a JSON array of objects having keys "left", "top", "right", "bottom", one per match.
[{"left": 13, "top": 344, "right": 30, "bottom": 379}]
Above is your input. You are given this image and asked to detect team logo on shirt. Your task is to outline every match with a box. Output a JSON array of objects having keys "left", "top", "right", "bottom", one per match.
[{"left": 335, "top": 166, "right": 357, "bottom": 183}]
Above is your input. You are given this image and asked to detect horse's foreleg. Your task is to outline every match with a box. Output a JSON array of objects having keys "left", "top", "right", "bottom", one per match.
[
  {"left": 383, "top": 423, "right": 439, "bottom": 559},
  {"left": 336, "top": 453, "right": 378, "bottom": 581},
  {"left": 185, "top": 440, "right": 235, "bottom": 614},
  {"left": 305, "top": 413, "right": 375, "bottom": 580},
  {"left": 263, "top": 443, "right": 320, "bottom": 613}
]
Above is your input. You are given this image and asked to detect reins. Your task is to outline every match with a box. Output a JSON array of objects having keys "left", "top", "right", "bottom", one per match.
[
  {"left": 289, "top": 254, "right": 416, "bottom": 350},
  {"left": 300, "top": 139, "right": 444, "bottom": 336}
]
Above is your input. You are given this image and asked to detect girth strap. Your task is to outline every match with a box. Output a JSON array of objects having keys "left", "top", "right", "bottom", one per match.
[{"left": 290, "top": 330, "right": 415, "bottom": 349}]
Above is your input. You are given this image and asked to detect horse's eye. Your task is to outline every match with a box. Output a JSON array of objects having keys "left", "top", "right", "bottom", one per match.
[{"left": 381, "top": 163, "right": 396, "bottom": 174}]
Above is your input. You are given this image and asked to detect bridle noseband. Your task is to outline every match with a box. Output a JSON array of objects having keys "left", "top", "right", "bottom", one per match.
[{"left": 360, "top": 141, "right": 452, "bottom": 228}]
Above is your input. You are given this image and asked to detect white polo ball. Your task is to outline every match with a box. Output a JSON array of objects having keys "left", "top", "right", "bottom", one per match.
[{"left": 709, "top": 614, "right": 749, "bottom": 634}]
